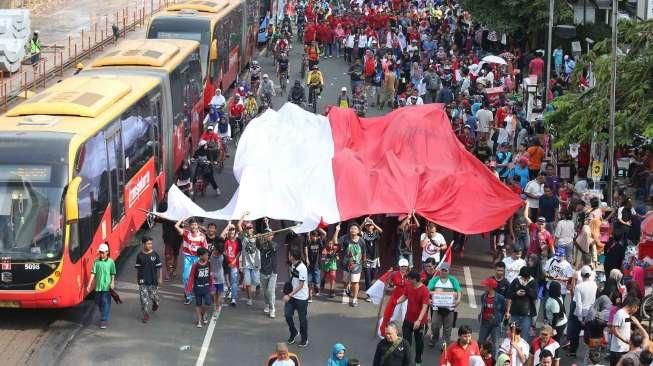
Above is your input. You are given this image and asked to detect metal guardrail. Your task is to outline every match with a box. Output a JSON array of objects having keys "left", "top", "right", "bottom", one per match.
[{"left": 0, "top": 0, "right": 178, "bottom": 111}]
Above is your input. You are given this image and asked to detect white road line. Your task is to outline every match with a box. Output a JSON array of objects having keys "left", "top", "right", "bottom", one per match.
[
  {"left": 463, "top": 266, "right": 478, "bottom": 309},
  {"left": 195, "top": 307, "right": 221, "bottom": 366}
]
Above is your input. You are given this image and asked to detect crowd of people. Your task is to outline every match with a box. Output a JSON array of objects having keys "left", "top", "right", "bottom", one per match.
[{"left": 80, "top": 0, "right": 653, "bottom": 365}]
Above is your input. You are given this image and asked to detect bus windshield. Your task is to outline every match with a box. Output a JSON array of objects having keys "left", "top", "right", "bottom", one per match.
[
  {"left": 147, "top": 16, "right": 210, "bottom": 78},
  {"left": 0, "top": 133, "right": 69, "bottom": 261}
]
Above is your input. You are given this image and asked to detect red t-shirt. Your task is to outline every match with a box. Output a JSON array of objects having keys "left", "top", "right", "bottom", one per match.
[
  {"left": 389, "top": 271, "right": 407, "bottom": 298},
  {"left": 529, "top": 57, "right": 545, "bottom": 77},
  {"left": 404, "top": 284, "right": 430, "bottom": 325},
  {"left": 440, "top": 341, "right": 481, "bottom": 366},
  {"left": 182, "top": 229, "right": 207, "bottom": 256},
  {"left": 224, "top": 238, "right": 240, "bottom": 268},
  {"left": 481, "top": 294, "right": 495, "bottom": 321}
]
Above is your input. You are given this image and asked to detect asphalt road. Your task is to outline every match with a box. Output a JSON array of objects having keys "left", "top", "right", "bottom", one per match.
[{"left": 5, "top": 37, "right": 588, "bottom": 366}]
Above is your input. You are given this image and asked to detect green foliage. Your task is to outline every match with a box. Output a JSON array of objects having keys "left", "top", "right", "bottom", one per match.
[{"left": 547, "top": 19, "right": 653, "bottom": 147}]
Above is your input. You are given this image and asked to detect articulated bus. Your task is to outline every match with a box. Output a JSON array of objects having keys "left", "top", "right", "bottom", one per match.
[
  {"left": 81, "top": 39, "right": 204, "bottom": 173},
  {"left": 146, "top": 0, "right": 260, "bottom": 107},
  {"left": 0, "top": 75, "right": 173, "bottom": 308}
]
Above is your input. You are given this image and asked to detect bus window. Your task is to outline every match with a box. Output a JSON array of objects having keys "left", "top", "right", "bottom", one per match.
[
  {"left": 148, "top": 91, "right": 164, "bottom": 173},
  {"left": 73, "top": 131, "right": 110, "bottom": 262},
  {"left": 170, "top": 68, "right": 185, "bottom": 130},
  {"left": 121, "top": 100, "right": 154, "bottom": 180},
  {"left": 106, "top": 128, "right": 125, "bottom": 226}
]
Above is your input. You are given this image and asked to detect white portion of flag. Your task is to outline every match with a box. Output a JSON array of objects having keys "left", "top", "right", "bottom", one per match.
[
  {"left": 365, "top": 279, "right": 386, "bottom": 305},
  {"left": 160, "top": 104, "right": 341, "bottom": 232}
]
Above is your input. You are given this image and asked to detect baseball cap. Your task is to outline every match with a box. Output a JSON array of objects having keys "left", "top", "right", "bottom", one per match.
[
  {"left": 98, "top": 243, "right": 109, "bottom": 253},
  {"left": 480, "top": 277, "right": 498, "bottom": 289},
  {"left": 341, "top": 87, "right": 347, "bottom": 92},
  {"left": 398, "top": 258, "right": 409, "bottom": 267},
  {"left": 439, "top": 262, "right": 450, "bottom": 271},
  {"left": 554, "top": 246, "right": 566, "bottom": 259},
  {"left": 207, "top": 125, "right": 214, "bottom": 130},
  {"left": 537, "top": 217, "right": 546, "bottom": 223},
  {"left": 580, "top": 265, "right": 593, "bottom": 277}
]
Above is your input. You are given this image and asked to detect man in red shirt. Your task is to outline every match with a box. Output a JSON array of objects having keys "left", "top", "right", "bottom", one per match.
[
  {"left": 529, "top": 53, "right": 545, "bottom": 78},
  {"left": 441, "top": 325, "right": 482, "bottom": 366},
  {"left": 528, "top": 217, "right": 554, "bottom": 257},
  {"left": 220, "top": 221, "right": 241, "bottom": 306},
  {"left": 229, "top": 96, "right": 245, "bottom": 135},
  {"left": 396, "top": 270, "right": 430, "bottom": 366}
]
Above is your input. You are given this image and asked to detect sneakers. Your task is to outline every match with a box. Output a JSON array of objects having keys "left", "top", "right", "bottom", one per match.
[
  {"left": 350, "top": 301, "right": 359, "bottom": 307},
  {"left": 308, "top": 298, "right": 313, "bottom": 303},
  {"left": 142, "top": 313, "right": 150, "bottom": 323},
  {"left": 202, "top": 314, "right": 209, "bottom": 324},
  {"left": 196, "top": 322, "right": 203, "bottom": 328},
  {"left": 184, "top": 298, "right": 192, "bottom": 305},
  {"left": 287, "top": 333, "right": 298, "bottom": 345},
  {"left": 269, "top": 310, "right": 276, "bottom": 318},
  {"left": 263, "top": 305, "right": 270, "bottom": 314},
  {"left": 365, "top": 297, "right": 372, "bottom": 302},
  {"left": 230, "top": 299, "right": 236, "bottom": 307},
  {"left": 216, "top": 187, "right": 221, "bottom": 196},
  {"left": 152, "top": 302, "right": 159, "bottom": 312},
  {"left": 297, "top": 340, "right": 309, "bottom": 348},
  {"left": 247, "top": 299, "right": 253, "bottom": 306},
  {"left": 99, "top": 321, "right": 108, "bottom": 329}
]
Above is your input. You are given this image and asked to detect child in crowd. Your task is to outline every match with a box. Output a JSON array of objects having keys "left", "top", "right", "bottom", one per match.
[
  {"left": 210, "top": 241, "right": 225, "bottom": 314},
  {"left": 185, "top": 247, "right": 213, "bottom": 328},
  {"left": 321, "top": 238, "right": 340, "bottom": 298}
]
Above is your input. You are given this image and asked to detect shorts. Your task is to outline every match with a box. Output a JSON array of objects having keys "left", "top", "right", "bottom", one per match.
[
  {"left": 243, "top": 268, "right": 260, "bottom": 286},
  {"left": 213, "top": 283, "right": 224, "bottom": 294},
  {"left": 323, "top": 270, "right": 337, "bottom": 283},
  {"left": 164, "top": 244, "right": 180, "bottom": 257},
  {"left": 194, "top": 288, "right": 212, "bottom": 306},
  {"left": 343, "top": 271, "right": 361, "bottom": 283},
  {"left": 308, "top": 267, "right": 320, "bottom": 285}
]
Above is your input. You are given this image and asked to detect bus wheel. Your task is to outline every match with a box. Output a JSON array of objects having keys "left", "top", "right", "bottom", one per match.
[{"left": 147, "top": 188, "right": 159, "bottom": 229}]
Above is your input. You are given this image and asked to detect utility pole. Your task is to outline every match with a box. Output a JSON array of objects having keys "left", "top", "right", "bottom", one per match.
[
  {"left": 608, "top": 0, "right": 618, "bottom": 205},
  {"left": 544, "top": 0, "right": 554, "bottom": 111}
]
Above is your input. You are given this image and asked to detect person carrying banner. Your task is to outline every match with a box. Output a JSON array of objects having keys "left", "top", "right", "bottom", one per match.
[{"left": 427, "top": 261, "right": 462, "bottom": 349}]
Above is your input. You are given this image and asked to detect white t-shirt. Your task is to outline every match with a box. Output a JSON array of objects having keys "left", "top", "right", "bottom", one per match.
[
  {"left": 524, "top": 180, "right": 544, "bottom": 209},
  {"left": 346, "top": 35, "right": 355, "bottom": 48},
  {"left": 554, "top": 220, "right": 575, "bottom": 245},
  {"left": 503, "top": 257, "right": 526, "bottom": 284},
  {"left": 291, "top": 262, "right": 309, "bottom": 300},
  {"left": 271, "top": 360, "right": 295, "bottom": 366},
  {"left": 420, "top": 232, "right": 446, "bottom": 263},
  {"left": 544, "top": 257, "right": 573, "bottom": 294},
  {"left": 609, "top": 308, "right": 631, "bottom": 352},
  {"left": 476, "top": 109, "right": 493, "bottom": 133},
  {"left": 358, "top": 35, "right": 368, "bottom": 48},
  {"left": 499, "top": 337, "right": 529, "bottom": 366}
]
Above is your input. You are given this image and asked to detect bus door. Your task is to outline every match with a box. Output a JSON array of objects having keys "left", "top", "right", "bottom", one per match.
[
  {"left": 105, "top": 127, "right": 125, "bottom": 227},
  {"left": 149, "top": 92, "right": 164, "bottom": 174}
]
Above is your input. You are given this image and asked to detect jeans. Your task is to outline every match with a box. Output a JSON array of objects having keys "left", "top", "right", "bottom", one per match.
[
  {"left": 402, "top": 320, "right": 425, "bottom": 363},
  {"left": 513, "top": 234, "right": 529, "bottom": 254},
  {"left": 326, "top": 42, "right": 333, "bottom": 56},
  {"left": 478, "top": 321, "right": 501, "bottom": 355},
  {"left": 284, "top": 297, "right": 308, "bottom": 342},
  {"left": 95, "top": 291, "right": 112, "bottom": 322},
  {"left": 182, "top": 254, "right": 198, "bottom": 300},
  {"left": 511, "top": 314, "right": 532, "bottom": 343},
  {"left": 568, "top": 301, "right": 582, "bottom": 353},
  {"left": 431, "top": 309, "right": 455, "bottom": 344},
  {"left": 344, "top": 47, "right": 352, "bottom": 63},
  {"left": 363, "top": 266, "right": 377, "bottom": 291},
  {"left": 229, "top": 267, "right": 239, "bottom": 301},
  {"left": 334, "top": 41, "right": 342, "bottom": 57},
  {"left": 260, "top": 272, "right": 277, "bottom": 309}
]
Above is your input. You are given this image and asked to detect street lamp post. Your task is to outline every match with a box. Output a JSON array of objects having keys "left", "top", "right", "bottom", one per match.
[
  {"left": 607, "top": 0, "right": 618, "bottom": 205},
  {"left": 544, "top": 0, "right": 554, "bottom": 111}
]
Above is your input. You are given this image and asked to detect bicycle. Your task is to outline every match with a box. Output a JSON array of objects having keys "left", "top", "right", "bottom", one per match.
[
  {"left": 279, "top": 70, "right": 288, "bottom": 95},
  {"left": 308, "top": 85, "right": 320, "bottom": 114}
]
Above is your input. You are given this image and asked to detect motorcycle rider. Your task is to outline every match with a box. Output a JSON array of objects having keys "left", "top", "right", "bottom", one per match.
[
  {"left": 288, "top": 80, "right": 306, "bottom": 105},
  {"left": 199, "top": 126, "right": 224, "bottom": 164},
  {"left": 250, "top": 60, "right": 262, "bottom": 90},
  {"left": 193, "top": 140, "right": 221, "bottom": 196}
]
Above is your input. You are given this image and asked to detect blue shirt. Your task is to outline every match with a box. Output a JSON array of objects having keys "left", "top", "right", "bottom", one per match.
[
  {"left": 553, "top": 48, "right": 563, "bottom": 65},
  {"left": 513, "top": 165, "right": 530, "bottom": 190}
]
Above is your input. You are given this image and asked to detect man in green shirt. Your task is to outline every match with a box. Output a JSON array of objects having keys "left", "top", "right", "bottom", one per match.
[
  {"left": 426, "top": 262, "right": 462, "bottom": 349},
  {"left": 86, "top": 242, "right": 116, "bottom": 329}
]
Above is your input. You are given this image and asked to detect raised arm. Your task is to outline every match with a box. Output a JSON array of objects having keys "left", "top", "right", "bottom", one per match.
[
  {"left": 220, "top": 221, "right": 233, "bottom": 239},
  {"left": 174, "top": 219, "right": 185, "bottom": 236},
  {"left": 332, "top": 223, "right": 341, "bottom": 244},
  {"left": 237, "top": 211, "right": 250, "bottom": 233}
]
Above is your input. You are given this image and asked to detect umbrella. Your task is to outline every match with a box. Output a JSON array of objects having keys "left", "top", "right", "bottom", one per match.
[
  {"left": 481, "top": 55, "right": 507, "bottom": 65},
  {"left": 498, "top": 51, "right": 515, "bottom": 62}
]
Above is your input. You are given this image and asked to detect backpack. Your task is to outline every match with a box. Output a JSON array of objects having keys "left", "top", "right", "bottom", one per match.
[{"left": 309, "top": 71, "right": 322, "bottom": 85}]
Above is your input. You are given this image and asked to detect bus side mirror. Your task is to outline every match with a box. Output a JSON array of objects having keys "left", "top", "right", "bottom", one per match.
[
  {"left": 209, "top": 39, "right": 218, "bottom": 61},
  {"left": 65, "top": 176, "right": 82, "bottom": 224}
]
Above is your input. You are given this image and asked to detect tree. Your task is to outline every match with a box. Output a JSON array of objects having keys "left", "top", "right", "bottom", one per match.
[
  {"left": 459, "top": 0, "right": 573, "bottom": 46},
  {"left": 546, "top": 19, "right": 653, "bottom": 147}
]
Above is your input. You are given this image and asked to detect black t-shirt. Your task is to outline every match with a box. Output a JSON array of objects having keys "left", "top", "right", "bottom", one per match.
[
  {"left": 349, "top": 64, "right": 363, "bottom": 82},
  {"left": 362, "top": 231, "right": 380, "bottom": 259},
  {"left": 259, "top": 240, "right": 278, "bottom": 275},
  {"left": 495, "top": 277, "right": 510, "bottom": 297},
  {"left": 206, "top": 234, "right": 221, "bottom": 251},
  {"left": 193, "top": 261, "right": 211, "bottom": 289},
  {"left": 306, "top": 238, "right": 323, "bottom": 270},
  {"left": 135, "top": 251, "right": 162, "bottom": 286}
]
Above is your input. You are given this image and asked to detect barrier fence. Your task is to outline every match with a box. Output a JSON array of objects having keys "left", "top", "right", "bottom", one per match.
[{"left": 0, "top": 0, "right": 179, "bottom": 111}]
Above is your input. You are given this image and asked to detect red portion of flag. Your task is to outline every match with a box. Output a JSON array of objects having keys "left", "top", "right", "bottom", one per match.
[{"left": 328, "top": 105, "right": 522, "bottom": 234}]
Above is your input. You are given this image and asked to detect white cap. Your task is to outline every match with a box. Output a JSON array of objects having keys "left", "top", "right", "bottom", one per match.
[
  {"left": 198, "top": 139, "right": 207, "bottom": 147},
  {"left": 580, "top": 265, "right": 593, "bottom": 277},
  {"left": 207, "top": 125, "right": 214, "bottom": 130},
  {"left": 263, "top": 73, "right": 269, "bottom": 78},
  {"left": 98, "top": 243, "right": 109, "bottom": 253},
  {"left": 398, "top": 258, "right": 409, "bottom": 267},
  {"left": 341, "top": 87, "right": 347, "bottom": 92}
]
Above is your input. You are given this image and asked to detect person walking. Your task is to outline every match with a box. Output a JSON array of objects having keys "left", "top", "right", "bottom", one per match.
[
  {"left": 86, "top": 242, "right": 116, "bottom": 329},
  {"left": 175, "top": 217, "right": 208, "bottom": 305},
  {"left": 478, "top": 277, "right": 505, "bottom": 354},
  {"left": 427, "top": 262, "right": 462, "bottom": 349},
  {"left": 238, "top": 220, "right": 261, "bottom": 306},
  {"left": 372, "top": 321, "right": 411, "bottom": 366},
  {"left": 209, "top": 241, "right": 225, "bottom": 313},
  {"left": 135, "top": 236, "right": 163, "bottom": 323},
  {"left": 505, "top": 267, "right": 538, "bottom": 343},
  {"left": 259, "top": 228, "right": 279, "bottom": 318},
  {"left": 185, "top": 247, "right": 213, "bottom": 328},
  {"left": 284, "top": 247, "right": 309, "bottom": 348},
  {"left": 326, "top": 343, "right": 348, "bottom": 366},
  {"left": 395, "top": 270, "right": 430, "bottom": 366},
  {"left": 362, "top": 217, "right": 383, "bottom": 298},
  {"left": 567, "top": 265, "right": 598, "bottom": 358},
  {"left": 440, "top": 325, "right": 482, "bottom": 365}
]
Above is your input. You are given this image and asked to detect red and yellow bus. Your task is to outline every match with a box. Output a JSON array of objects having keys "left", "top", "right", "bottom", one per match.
[
  {"left": 0, "top": 74, "right": 173, "bottom": 308},
  {"left": 82, "top": 39, "right": 204, "bottom": 172},
  {"left": 146, "top": 0, "right": 260, "bottom": 107}
]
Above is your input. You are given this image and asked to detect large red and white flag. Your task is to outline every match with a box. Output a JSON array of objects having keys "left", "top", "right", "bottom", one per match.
[{"left": 161, "top": 103, "right": 521, "bottom": 232}]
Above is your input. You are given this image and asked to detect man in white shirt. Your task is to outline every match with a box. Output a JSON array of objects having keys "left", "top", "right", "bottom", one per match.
[
  {"left": 567, "top": 265, "right": 598, "bottom": 358},
  {"left": 420, "top": 222, "right": 447, "bottom": 263},
  {"left": 524, "top": 174, "right": 545, "bottom": 221},
  {"left": 503, "top": 247, "right": 527, "bottom": 284},
  {"left": 609, "top": 296, "right": 640, "bottom": 365},
  {"left": 475, "top": 103, "right": 494, "bottom": 141},
  {"left": 499, "top": 323, "right": 530, "bottom": 366},
  {"left": 283, "top": 247, "right": 309, "bottom": 348},
  {"left": 543, "top": 247, "right": 573, "bottom": 298},
  {"left": 553, "top": 211, "right": 575, "bottom": 262}
]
